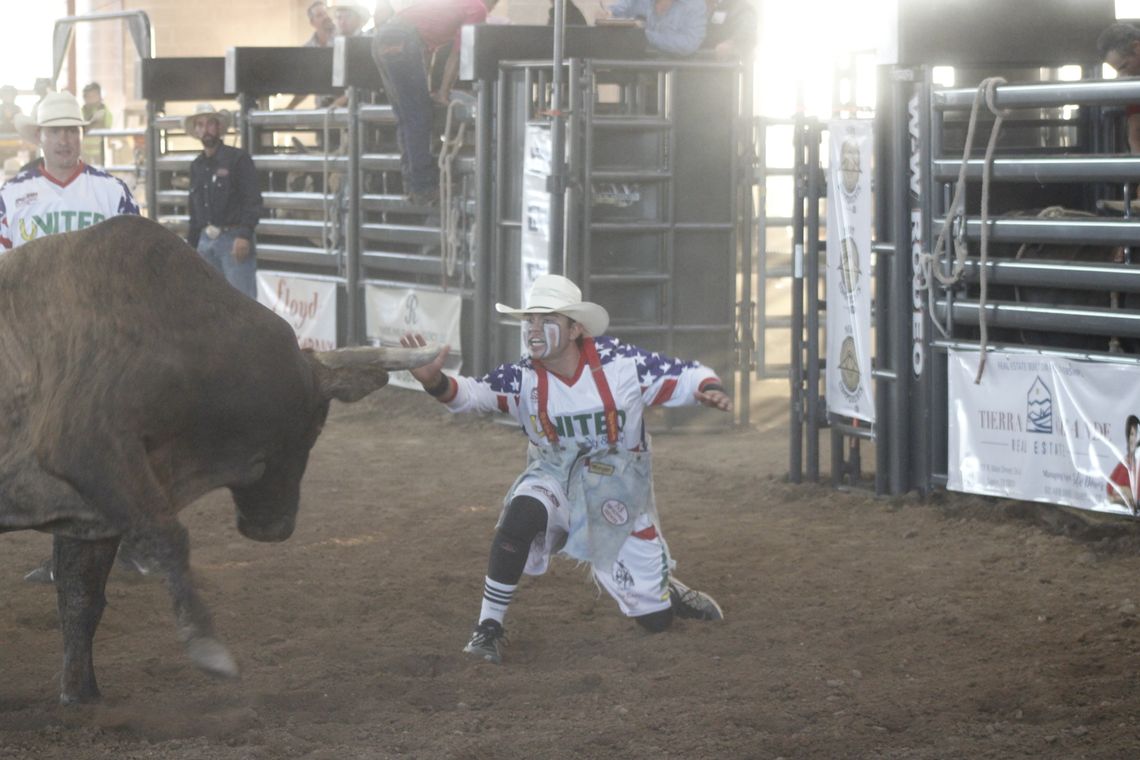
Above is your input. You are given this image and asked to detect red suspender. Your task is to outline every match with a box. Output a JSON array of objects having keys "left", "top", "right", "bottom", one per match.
[
  {"left": 583, "top": 339, "right": 620, "bottom": 448},
  {"left": 534, "top": 338, "right": 619, "bottom": 448},
  {"left": 534, "top": 359, "right": 561, "bottom": 444}
]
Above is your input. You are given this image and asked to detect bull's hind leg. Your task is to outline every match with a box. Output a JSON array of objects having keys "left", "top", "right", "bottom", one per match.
[
  {"left": 128, "top": 523, "right": 239, "bottom": 679},
  {"left": 54, "top": 534, "right": 118, "bottom": 704}
]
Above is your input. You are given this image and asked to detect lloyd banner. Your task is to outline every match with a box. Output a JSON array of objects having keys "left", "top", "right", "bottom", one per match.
[
  {"left": 825, "top": 119, "right": 874, "bottom": 423},
  {"left": 364, "top": 285, "right": 462, "bottom": 390},
  {"left": 256, "top": 271, "right": 338, "bottom": 351},
  {"left": 947, "top": 349, "right": 1140, "bottom": 516}
]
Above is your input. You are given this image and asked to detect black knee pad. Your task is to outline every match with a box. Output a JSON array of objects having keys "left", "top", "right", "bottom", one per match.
[
  {"left": 635, "top": 607, "right": 674, "bottom": 633},
  {"left": 487, "top": 496, "right": 548, "bottom": 584},
  {"left": 496, "top": 495, "right": 548, "bottom": 548}
]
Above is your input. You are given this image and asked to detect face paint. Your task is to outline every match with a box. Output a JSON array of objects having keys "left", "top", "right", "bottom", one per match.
[
  {"left": 524, "top": 315, "right": 564, "bottom": 359},
  {"left": 541, "top": 321, "right": 562, "bottom": 358}
]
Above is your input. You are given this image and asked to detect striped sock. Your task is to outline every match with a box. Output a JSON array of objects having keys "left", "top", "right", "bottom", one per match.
[{"left": 479, "top": 577, "right": 517, "bottom": 625}]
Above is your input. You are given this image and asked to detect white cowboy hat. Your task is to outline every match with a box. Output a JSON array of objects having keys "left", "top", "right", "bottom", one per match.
[
  {"left": 329, "top": 0, "right": 371, "bottom": 21},
  {"left": 14, "top": 92, "right": 87, "bottom": 144},
  {"left": 495, "top": 274, "right": 610, "bottom": 337},
  {"left": 182, "top": 103, "right": 233, "bottom": 134}
]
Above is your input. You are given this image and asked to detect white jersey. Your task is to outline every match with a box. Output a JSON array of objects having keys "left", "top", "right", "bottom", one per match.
[
  {"left": 443, "top": 335, "right": 721, "bottom": 452},
  {"left": 0, "top": 161, "right": 139, "bottom": 250}
]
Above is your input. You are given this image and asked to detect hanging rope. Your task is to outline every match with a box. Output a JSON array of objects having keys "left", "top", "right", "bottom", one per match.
[
  {"left": 920, "top": 76, "right": 1008, "bottom": 383},
  {"left": 321, "top": 104, "right": 344, "bottom": 272},
  {"left": 438, "top": 99, "right": 468, "bottom": 287}
]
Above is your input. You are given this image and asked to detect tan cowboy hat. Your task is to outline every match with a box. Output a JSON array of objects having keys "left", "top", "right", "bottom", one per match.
[
  {"left": 495, "top": 274, "right": 610, "bottom": 337},
  {"left": 182, "top": 103, "right": 233, "bottom": 134},
  {"left": 14, "top": 92, "right": 87, "bottom": 144}
]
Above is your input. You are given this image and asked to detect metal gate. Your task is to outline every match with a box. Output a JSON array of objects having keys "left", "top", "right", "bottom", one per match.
[
  {"left": 489, "top": 55, "right": 749, "bottom": 428},
  {"left": 797, "top": 70, "right": 1140, "bottom": 496}
]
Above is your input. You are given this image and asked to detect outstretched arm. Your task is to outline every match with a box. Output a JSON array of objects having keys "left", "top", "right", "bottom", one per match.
[
  {"left": 400, "top": 332, "right": 453, "bottom": 396},
  {"left": 694, "top": 384, "right": 732, "bottom": 411}
]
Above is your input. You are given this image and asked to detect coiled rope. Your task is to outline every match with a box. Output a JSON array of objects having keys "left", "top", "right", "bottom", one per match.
[
  {"left": 922, "top": 76, "right": 1009, "bottom": 382},
  {"left": 438, "top": 99, "right": 468, "bottom": 286}
]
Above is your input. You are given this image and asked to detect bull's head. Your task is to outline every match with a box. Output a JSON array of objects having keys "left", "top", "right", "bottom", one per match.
[{"left": 229, "top": 343, "right": 441, "bottom": 542}]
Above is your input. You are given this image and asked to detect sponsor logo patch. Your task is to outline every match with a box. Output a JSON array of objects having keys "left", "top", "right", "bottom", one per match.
[
  {"left": 613, "top": 559, "right": 634, "bottom": 590},
  {"left": 600, "top": 499, "right": 628, "bottom": 525},
  {"left": 588, "top": 461, "right": 615, "bottom": 476}
]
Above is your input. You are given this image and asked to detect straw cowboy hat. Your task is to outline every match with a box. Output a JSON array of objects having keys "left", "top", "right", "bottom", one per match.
[
  {"left": 13, "top": 92, "right": 88, "bottom": 144},
  {"left": 495, "top": 274, "right": 610, "bottom": 337},
  {"left": 182, "top": 103, "right": 233, "bottom": 134}
]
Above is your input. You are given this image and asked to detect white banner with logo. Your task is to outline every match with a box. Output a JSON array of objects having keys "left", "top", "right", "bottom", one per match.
[
  {"left": 947, "top": 349, "right": 1140, "bottom": 515},
  {"left": 521, "top": 122, "right": 552, "bottom": 297},
  {"left": 825, "top": 119, "right": 875, "bottom": 423},
  {"left": 364, "top": 285, "right": 462, "bottom": 390},
  {"left": 256, "top": 271, "right": 338, "bottom": 351}
]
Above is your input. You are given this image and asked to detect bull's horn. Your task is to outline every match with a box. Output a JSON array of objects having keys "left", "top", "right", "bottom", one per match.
[{"left": 313, "top": 344, "right": 441, "bottom": 371}]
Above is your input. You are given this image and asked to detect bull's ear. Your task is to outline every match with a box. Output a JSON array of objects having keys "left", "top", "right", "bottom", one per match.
[{"left": 311, "top": 359, "right": 390, "bottom": 402}]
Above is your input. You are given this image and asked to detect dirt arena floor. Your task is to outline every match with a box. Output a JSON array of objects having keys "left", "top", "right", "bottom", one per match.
[{"left": 5, "top": 386, "right": 1140, "bottom": 759}]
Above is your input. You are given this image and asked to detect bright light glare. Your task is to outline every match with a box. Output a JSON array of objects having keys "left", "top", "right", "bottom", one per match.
[{"left": 0, "top": 2, "right": 63, "bottom": 111}]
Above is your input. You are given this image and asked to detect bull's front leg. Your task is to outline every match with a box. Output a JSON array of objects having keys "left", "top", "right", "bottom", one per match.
[
  {"left": 53, "top": 534, "right": 119, "bottom": 705},
  {"left": 125, "top": 523, "right": 238, "bottom": 679}
]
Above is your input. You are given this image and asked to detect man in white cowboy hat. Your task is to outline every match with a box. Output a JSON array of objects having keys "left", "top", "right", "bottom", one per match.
[
  {"left": 401, "top": 274, "right": 730, "bottom": 664},
  {"left": 0, "top": 91, "right": 138, "bottom": 250},
  {"left": 185, "top": 103, "right": 263, "bottom": 299},
  {"left": 331, "top": 0, "right": 372, "bottom": 36}
]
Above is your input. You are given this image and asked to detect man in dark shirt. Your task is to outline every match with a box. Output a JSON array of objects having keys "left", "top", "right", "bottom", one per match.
[{"left": 184, "top": 104, "right": 263, "bottom": 299}]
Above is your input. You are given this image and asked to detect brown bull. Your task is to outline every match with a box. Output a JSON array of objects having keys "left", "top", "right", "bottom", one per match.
[{"left": 0, "top": 215, "right": 434, "bottom": 704}]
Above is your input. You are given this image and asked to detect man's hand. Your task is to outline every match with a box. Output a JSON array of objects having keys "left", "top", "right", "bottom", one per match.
[
  {"left": 694, "top": 388, "right": 732, "bottom": 412},
  {"left": 231, "top": 237, "right": 251, "bottom": 262},
  {"left": 400, "top": 332, "right": 451, "bottom": 386}
]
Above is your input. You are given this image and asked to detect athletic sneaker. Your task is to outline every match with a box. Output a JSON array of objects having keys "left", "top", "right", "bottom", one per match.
[
  {"left": 669, "top": 577, "right": 725, "bottom": 621},
  {"left": 463, "top": 619, "right": 506, "bottom": 664}
]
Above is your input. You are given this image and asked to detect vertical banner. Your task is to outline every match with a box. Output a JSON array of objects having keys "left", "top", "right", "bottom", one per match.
[
  {"left": 825, "top": 119, "right": 875, "bottom": 423},
  {"left": 256, "top": 271, "right": 338, "bottom": 351},
  {"left": 521, "top": 122, "right": 552, "bottom": 296},
  {"left": 947, "top": 348, "right": 1140, "bottom": 516},
  {"left": 908, "top": 92, "right": 926, "bottom": 379},
  {"left": 364, "top": 285, "right": 463, "bottom": 390}
]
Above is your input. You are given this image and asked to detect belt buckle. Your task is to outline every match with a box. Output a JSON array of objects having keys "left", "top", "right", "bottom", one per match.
[{"left": 205, "top": 224, "right": 221, "bottom": 239}]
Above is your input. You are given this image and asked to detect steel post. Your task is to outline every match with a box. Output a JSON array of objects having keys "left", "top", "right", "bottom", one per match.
[
  {"left": 145, "top": 99, "right": 159, "bottom": 219},
  {"left": 738, "top": 62, "right": 753, "bottom": 428},
  {"left": 789, "top": 118, "right": 805, "bottom": 483},
  {"left": 873, "top": 66, "right": 893, "bottom": 497},
  {"left": 805, "top": 120, "right": 822, "bottom": 482},
  {"left": 549, "top": 0, "right": 567, "bottom": 275},
  {"left": 473, "top": 78, "right": 494, "bottom": 374},
  {"left": 889, "top": 72, "right": 913, "bottom": 496},
  {"left": 345, "top": 86, "right": 361, "bottom": 345}
]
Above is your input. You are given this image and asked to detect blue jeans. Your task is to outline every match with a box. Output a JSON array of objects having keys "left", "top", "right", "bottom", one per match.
[
  {"left": 372, "top": 22, "right": 437, "bottom": 196},
  {"left": 197, "top": 229, "right": 257, "bottom": 299}
]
